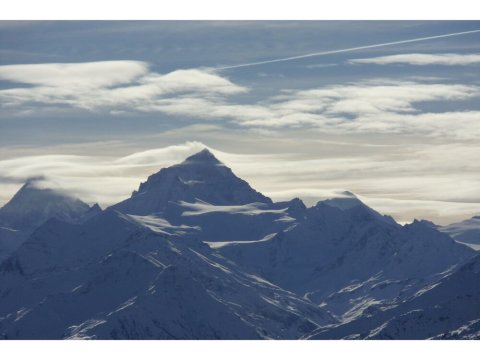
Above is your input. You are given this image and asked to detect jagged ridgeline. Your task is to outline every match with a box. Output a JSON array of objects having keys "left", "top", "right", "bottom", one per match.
[{"left": 0, "top": 149, "right": 478, "bottom": 339}]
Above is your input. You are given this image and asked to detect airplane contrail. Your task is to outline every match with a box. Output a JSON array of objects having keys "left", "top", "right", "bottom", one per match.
[{"left": 214, "top": 28, "right": 480, "bottom": 71}]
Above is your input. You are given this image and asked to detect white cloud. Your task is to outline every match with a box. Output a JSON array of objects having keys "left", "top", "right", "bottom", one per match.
[
  {"left": 341, "top": 111, "right": 480, "bottom": 140},
  {"left": 2, "top": 62, "right": 480, "bottom": 142},
  {"left": 114, "top": 142, "right": 208, "bottom": 166},
  {"left": 288, "top": 80, "right": 469, "bottom": 111},
  {"left": 349, "top": 53, "right": 480, "bottom": 66},
  {"left": 0, "top": 61, "right": 246, "bottom": 110},
  {"left": 231, "top": 81, "right": 480, "bottom": 137},
  {"left": 0, "top": 61, "right": 148, "bottom": 88},
  {"left": 130, "top": 77, "right": 480, "bottom": 138}
]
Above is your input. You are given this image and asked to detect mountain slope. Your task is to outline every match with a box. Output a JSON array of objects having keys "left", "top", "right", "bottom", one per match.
[
  {"left": 0, "top": 210, "right": 333, "bottom": 339},
  {"left": 308, "top": 254, "right": 480, "bottom": 339},
  {"left": 214, "top": 196, "right": 474, "bottom": 318},
  {"left": 158, "top": 198, "right": 303, "bottom": 243}
]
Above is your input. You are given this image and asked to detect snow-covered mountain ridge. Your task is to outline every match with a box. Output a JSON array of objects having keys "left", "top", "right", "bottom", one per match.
[
  {"left": 0, "top": 148, "right": 477, "bottom": 339},
  {"left": 439, "top": 216, "right": 480, "bottom": 250}
]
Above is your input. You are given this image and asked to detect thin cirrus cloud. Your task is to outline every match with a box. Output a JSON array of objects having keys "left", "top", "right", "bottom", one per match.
[{"left": 349, "top": 53, "right": 480, "bottom": 66}]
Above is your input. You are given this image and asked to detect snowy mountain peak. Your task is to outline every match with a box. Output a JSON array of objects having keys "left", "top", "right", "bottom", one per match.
[
  {"left": 319, "top": 191, "right": 363, "bottom": 210},
  {"left": 315, "top": 191, "right": 396, "bottom": 225},
  {"left": 0, "top": 181, "right": 91, "bottom": 231},
  {"left": 182, "top": 148, "right": 222, "bottom": 166},
  {"left": 111, "top": 150, "right": 272, "bottom": 215}
]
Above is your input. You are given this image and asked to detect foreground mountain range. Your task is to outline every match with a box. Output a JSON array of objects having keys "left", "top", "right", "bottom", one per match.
[{"left": 0, "top": 149, "right": 479, "bottom": 339}]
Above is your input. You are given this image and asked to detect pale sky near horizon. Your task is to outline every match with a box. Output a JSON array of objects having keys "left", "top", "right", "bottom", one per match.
[{"left": 1, "top": 21, "right": 480, "bottom": 225}]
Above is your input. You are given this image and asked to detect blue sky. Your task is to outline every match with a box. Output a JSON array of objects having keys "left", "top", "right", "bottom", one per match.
[{"left": 1, "top": 21, "right": 480, "bottom": 224}]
